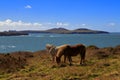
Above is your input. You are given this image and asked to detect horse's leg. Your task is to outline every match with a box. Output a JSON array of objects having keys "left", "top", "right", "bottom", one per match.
[
  {"left": 67, "top": 56, "right": 72, "bottom": 61},
  {"left": 64, "top": 55, "right": 66, "bottom": 63},
  {"left": 52, "top": 55, "right": 56, "bottom": 62},
  {"left": 80, "top": 57, "right": 82, "bottom": 64},
  {"left": 80, "top": 49, "right": 86, "bottom": 65},
  {"left": 80, "top": 53, "right": 83, "bottom": 65},
  {"left": 68, "top": 56, "right": 72, "bottom": 66},
  {"left": 71, "top": 57, "right": 72, "bottom": 62},
  {"left": 82, "top": 48, "right": 86, "bottom": 65},
  {"left": 52, "top": 57, "right": 54, "bottom": 62},
  {"left": 70, "top": 57, "right": 72, "bottom": 62}
]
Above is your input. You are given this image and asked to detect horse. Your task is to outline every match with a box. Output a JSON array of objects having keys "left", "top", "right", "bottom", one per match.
[
  {"left": 56, "top": 44, "right": 86, "bottom": 65},
  {"left": 46, "top": 44, "right": 57, "bottom": 62},
  {"left": 46, "top": 44, "right": 70, "bottom": 62}
]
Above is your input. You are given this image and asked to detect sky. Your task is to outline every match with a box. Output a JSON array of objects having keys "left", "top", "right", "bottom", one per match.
[{"left": 0, "top": 0, "right": 120, "bottom": 32}]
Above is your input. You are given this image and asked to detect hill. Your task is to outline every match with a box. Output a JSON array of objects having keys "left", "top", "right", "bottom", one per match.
[
  {"left": 71, "top": 28, "right": 109, "bottom": 34},
  {"left": 43, "top": 28, "right": 109, "bottom": 34},
  {"left": 22, "top": 28, "right": 109, "bottom": 34},
  {"left": 45, "top": 28, "right": 69, "bottom": 34}
]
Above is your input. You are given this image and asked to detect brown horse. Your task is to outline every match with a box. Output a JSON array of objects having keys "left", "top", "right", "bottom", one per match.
[
  {"left": 46, "top": 44, "right": 70, "bottom": 62},
  {"left": 56, "top": 44, "right": 86, "bottom": 65}
]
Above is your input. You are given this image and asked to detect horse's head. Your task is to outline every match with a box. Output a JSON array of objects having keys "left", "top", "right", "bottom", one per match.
[{"left": 46, "top": 44, "right": 55, "bottom": 51}]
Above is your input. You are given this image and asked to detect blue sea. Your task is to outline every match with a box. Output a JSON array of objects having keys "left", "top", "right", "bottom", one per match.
[{"left": 0, "top": 33, "right": 120, "bottom": 53}]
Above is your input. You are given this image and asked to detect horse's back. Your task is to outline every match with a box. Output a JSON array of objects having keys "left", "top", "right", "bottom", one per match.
[
  {"left": 56, "top": 44, "right": 70, "bottom": 57},
  {"left": 56, "top": 44, "right": 86, "bottom": 57},
  {"left": 56, "top": 44, "right": 69, "bottom": 49},
  {"left": 71, "top": 44, "right": 85, "bottom": 48},
  {"left": 69, "top": 44, "right": 85, "bottom": 50},
  {"left": 66, "top": 44, "right": 86, "bottom": 56}
]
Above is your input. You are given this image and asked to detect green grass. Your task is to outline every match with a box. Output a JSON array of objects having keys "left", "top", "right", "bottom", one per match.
[{"left": 0, "top": 49, "right": 120, "bottom": 80}]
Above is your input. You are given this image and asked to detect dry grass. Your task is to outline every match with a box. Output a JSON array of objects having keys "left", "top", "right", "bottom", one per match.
[{"left": 0, "top": 46, "right": 120, "bottom": 80}]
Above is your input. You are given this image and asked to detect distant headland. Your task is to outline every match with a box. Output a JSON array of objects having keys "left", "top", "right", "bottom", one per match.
[
  {"left": 21, "top": 28, "right": 109, "bottom": 34},
  {"left": 0, "top": 31, "right": 28, "bottom": 36},
  {"left": 44, "top": 28, "right": 109, "bottom": 34},
  {"left": 0, "top": 28, "right": 109, "bottom": 36}
]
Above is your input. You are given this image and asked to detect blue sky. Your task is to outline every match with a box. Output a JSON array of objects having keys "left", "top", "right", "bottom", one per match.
[{"left": 0, "top": 0, "right": 120, "bottom": 32}]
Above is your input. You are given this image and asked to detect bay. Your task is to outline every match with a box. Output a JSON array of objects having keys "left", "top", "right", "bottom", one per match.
[{"left": 0, "top": 33, "right": 120, "bottom": 53}]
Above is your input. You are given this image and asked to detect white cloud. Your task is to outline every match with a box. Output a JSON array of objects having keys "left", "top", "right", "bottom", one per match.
[
  {"left": 25, "top": 5, "right": 32, "bottom": 9},
  {"left": 107, "top": 22, "right": 116, "bottom": 27},
  {"left": 40, "top": 22, "right": 69, "bottom": 29},
  {"left": 76, "top": 24, "right": 88, "bottom": 28},
  {"left": 0, "top": 19, "right": 42, "bottom": 31},
  {"left": 5, "top": 19, "right": 12, "bottom": 23},
  {"left": 0, "top": 19, "right": 70, "bottom": 31},
  {"left": 56, "top": 22, "right": 69, "bottom": 27},
  {"left": 81, "top": 24, "right": 86, "bottom": 26}
]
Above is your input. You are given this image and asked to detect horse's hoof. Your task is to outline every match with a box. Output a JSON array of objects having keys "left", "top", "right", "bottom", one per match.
[
  {"left": 60, "top": 64, "right": 66, "bottom": 67},
  {"left": 69, "top": 64, "right": 73, "bottom": 66},
  {"left": 80, "top": 63, "right": 86, "bottom": 66}
]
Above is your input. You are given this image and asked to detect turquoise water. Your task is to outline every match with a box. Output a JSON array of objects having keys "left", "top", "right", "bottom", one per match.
[{"left": 0, "top": 33, "right": 120, "bottom": 53}]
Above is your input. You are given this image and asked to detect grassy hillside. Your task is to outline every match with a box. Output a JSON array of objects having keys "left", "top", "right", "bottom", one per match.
[{"left": 0, "top": 45, "right": 120, "bottom": 80}]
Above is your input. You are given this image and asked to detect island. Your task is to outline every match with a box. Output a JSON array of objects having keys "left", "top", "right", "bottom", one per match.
[
  {"left": 21, "top": 28, "right": 109, "bottom": 34},
  {"left": 44, "top": 28, "right": 109, "bottom": 34},
  {"left": 0, "top": 28, "right": 109, "bottom": 36}
]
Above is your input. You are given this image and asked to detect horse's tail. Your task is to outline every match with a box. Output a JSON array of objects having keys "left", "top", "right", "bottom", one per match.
[
  {"left": 82, "top": 46, "right": 86, "bottom": 60},
  {"left": 80, "top": 45, "right": 86, "bottom": 61}
]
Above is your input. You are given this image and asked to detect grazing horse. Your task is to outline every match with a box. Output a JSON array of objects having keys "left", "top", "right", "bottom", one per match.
[
  {"left": 46, "top": 44, "right": 69, "bottom": 62},
  {"left": 56, "top": 44, "right": 86, "bottom": 65},
  {"left": 46, "top": 44, "right": 57, "bottom": 62}
]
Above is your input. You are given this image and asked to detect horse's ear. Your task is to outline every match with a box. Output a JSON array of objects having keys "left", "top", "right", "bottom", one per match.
[
  {"left": 46, "top": 44, "right": 51, "bottom": 50},
  {"left": 46, "top": 44, "right": 51, "bottom": 46}
]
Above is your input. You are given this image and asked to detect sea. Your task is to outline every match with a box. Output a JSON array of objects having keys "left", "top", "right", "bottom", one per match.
[{"left": 0, "top": 33, "right": 120, "bottom": 53}]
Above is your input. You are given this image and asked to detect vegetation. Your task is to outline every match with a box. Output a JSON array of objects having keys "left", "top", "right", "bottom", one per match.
[{"left": 0, "top": 45, "right": 120, "bottom": 80}]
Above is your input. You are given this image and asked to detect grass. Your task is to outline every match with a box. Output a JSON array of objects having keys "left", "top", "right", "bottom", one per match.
[{"left": 0, "top": 46, "right": 120, "bottom": 80}]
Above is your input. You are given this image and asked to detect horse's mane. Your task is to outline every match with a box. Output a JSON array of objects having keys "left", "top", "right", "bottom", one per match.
[
  {"left": 56, "top": 44, "right": 69, "bottom": 49},
  {"left": 46, "top": 44, "right": 55, "bottom": 49},
  {"left": 46, "top": 44, "right": 69, "bottom": 57}
]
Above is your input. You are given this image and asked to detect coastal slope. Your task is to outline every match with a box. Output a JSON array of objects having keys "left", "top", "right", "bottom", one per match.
[{"left": 0, "top": 45, "right": 120, "bottom": 80}]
